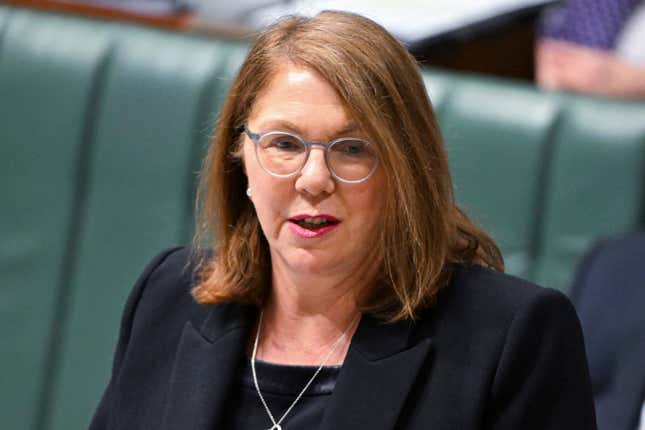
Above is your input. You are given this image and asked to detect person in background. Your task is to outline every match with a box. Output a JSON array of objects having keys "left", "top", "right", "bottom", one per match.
[
  {"left": 536, "top": 0, "right": 645, "bottom": 99},
  {"left": 570, "top": 232, "right": 645, "bottom": 430}
]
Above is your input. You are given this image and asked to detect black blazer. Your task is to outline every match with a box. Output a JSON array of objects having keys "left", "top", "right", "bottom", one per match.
[
  {"left": 90, "top": 246, "right": 597, "bottom": 430},
  {"left": 569, "top": 232, "right": 645, "bottom": 430}
]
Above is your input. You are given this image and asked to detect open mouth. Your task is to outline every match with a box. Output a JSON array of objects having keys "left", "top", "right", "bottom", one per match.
[{"left": 289, "top": 216, "right": 340, "bottom": 231}]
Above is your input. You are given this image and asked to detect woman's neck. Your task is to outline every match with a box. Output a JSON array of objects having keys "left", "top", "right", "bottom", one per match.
[{"left": 251, "top": 267, "right": 364, "bottom": 366}]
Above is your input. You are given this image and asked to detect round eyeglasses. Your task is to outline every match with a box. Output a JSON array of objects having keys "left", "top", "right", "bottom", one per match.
[{"left": 243, "top": 125, "right": 379, "bottom": 184}]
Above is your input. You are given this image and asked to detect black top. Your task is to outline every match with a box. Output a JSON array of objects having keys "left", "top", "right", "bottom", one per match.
[
  {"left": 223, "top": 358, "right": 340, "bottom": 429},
  {"left": 89, "top": 246, "right": 597, "bottom": 430}
]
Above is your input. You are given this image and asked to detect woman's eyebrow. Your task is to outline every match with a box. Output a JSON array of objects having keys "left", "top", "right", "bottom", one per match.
[
  {"left": 256, "top": 119, "right": 301, "bottom": 133},
  {"left": 255, "top": 120, "right": 361, "bottom": 137},
  {"left": 334, "top": 123, "right": 360, "bottom": 136}
]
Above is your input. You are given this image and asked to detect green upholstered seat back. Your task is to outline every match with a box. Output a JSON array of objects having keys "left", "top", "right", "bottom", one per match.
[
  {"left": 0, "top": 8, "right": 249, "bottom": 429},
  {"left": 46, "top": 28, "right": 246, "bottom": 430},
  {"left": 0, "top": 6, "right": 10, "bottom": 37},
  {"left": 425, "top": 70, "right": 645, "bottom": 289},
  {"left": 424, "top": 71, "right": 561, "bottom": 279},
  {"left": 532, "top": 98, "right": 645, "bottom": 290},
  {"left": 0, "top": 9, "right": 112, "bottom": 430},
  {"left": 1, "top": 6, "right": 644, "bottom": 430}
]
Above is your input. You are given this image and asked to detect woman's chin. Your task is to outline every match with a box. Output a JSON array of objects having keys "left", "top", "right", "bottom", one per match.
[{"left": 278, "top": 247, "right": 343, "bottom": 276}]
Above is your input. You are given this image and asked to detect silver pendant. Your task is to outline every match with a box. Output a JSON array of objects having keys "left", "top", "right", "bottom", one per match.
[{"left": 268, "top": 425, "right": 282, "bottom": 430}]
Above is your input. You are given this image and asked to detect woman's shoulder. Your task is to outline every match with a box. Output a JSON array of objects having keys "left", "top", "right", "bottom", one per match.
[
  {"left": 421, "top": 264, "right": 595, "bottom": 428},
  {"left": 414, "top": 264, "right": 581, "bottom": 352},
  {"left": 124, "top": 246, "right": 210, "bottom": 332},
  {"left": 437, "top": 264, "right": 575, "bottom": 323},
  {"left": 139, "top": 245, "right": 204, "bottom": 281},
  {"left": 135, "top": 245, "right": 212, "bottom": 294},
  {"left": 132, "top": 246, "right": 196, "bottom": 298}
]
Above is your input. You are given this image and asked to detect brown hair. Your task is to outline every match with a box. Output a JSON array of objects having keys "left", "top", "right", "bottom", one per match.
[{"left": 192, "top": 11, "right": 503, "bottom": 321}]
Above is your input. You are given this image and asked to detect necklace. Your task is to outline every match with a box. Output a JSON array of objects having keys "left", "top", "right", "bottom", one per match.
[{"left": 250, "top": 309, "right": 359, "bottom": 430}]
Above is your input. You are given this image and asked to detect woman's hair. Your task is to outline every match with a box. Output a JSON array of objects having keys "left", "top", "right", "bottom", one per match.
[{"left": 192, "top": 10, "right": 504, "bottom": 321}]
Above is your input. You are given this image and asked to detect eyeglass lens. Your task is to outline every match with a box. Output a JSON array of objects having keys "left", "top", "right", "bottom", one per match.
[{"left": 256, "top": 132, "right": 377, "bottom": 182}]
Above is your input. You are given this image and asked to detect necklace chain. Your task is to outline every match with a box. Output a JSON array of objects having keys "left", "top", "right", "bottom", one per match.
[{"left": 251, "top": 310, "right": 359, "bottom": 430}]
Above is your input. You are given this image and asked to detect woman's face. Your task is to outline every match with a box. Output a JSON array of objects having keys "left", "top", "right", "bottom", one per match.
[{"left": 242, "top": 63, "right": 387, "bottom": 280}]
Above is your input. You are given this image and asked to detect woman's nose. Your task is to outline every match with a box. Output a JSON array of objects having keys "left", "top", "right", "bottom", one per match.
[{"left": 295, "top": 148, "right": 335, "bottom": 196}]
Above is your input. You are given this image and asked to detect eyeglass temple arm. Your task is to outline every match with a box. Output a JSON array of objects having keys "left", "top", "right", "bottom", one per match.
[{"left": 240, "top": 125, "right": 261, "bottom": 142}]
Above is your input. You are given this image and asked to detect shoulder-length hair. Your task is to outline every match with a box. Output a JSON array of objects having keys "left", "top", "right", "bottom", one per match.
[{"left": 192, "top": 10, "right": 503, "bottom": 321}]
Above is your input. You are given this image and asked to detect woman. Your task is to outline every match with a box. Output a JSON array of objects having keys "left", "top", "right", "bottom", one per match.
[{"left": 90, "top": 11, "right": 597, "bottom": 430}]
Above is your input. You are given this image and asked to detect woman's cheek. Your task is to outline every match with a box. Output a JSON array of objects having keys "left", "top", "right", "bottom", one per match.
[{"left": 253, "top": 188, "right": 288, "bottom": 239}]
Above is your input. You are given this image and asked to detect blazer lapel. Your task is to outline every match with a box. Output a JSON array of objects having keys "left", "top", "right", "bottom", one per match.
[
  {"left": 161, "top": 303, "right": 256, "bottom": 430},
  {"left": 160, "top": 305, "right": 432, "bottom": 430},
  {"left": 319, "top": 314, "right": 433, "bottom": 430}
]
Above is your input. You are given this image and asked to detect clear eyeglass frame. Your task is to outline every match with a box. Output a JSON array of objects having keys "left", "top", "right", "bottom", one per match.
[{"left": 242, "top": 125, "right": 379, "bottom": 184}]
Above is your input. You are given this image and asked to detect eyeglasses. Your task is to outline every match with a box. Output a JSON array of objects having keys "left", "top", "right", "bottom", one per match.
[{"left": 243, "top": 125, "right": 379, "bottom": 184}]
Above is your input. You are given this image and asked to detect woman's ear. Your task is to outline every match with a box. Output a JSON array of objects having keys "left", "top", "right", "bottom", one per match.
[
  {"left": 231, "top": 134, "right": 248, "bottom": 175},
  {"left": 233, "top": 130, "right": 254, "bottom": 195},
  {"left": 239, "top": 145, "right": 248, "bottom": 176}
]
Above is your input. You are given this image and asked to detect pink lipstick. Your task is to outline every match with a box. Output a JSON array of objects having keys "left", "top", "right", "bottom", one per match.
[{"left": 288, "top": 214, "right": 340, "bottom": 238}]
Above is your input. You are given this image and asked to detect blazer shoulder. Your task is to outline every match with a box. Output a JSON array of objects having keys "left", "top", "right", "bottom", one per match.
[
  {"left": 142, "top": 245, "right": 201, "bottom": 288},
  {"left": 127, "top": 246, "right": 210, "bottom": 332},
  {"left": 413, "top": 265, "right": 596, "bottom": 429},
  {"left": 138, "top": 245, "right": 211, "bottom": 295},
  {"left": 432, "top": 264, "right": 574, "bottom": 328},
  {"left": 411, "top": 264, "right": 579, "bottom": 360},
  {"left": 89, "top": 246, "right": 213, "bottom": 429}
]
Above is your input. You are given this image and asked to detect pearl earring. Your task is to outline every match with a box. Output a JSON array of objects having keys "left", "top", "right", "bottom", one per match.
[{"left": 246, "top": 188, "right": 252, "bottom": 197}]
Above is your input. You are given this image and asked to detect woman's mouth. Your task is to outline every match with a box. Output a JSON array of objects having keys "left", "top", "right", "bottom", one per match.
[
  {"left": 294, "top": 217, "right": 336, "bottom": 229},
  {"left": 288, "top": 215, "right": 340, "bottom": 238}
]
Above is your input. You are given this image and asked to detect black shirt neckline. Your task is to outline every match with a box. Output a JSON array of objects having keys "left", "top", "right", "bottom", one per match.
[{"left": 239, "top": 357, "right": 341, "bottom": 396}]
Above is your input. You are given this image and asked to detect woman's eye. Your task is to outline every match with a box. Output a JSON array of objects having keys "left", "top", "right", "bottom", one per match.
[
  {"left": 345, "top": 144, "right": 364, "bottom": 154},
  {"left": 265, "top": 136, "right": 303, "bottom": 151},
  {"left": 276, "top": 140, "right": 296, "bottom": 149},
  {"left": 335, "top": 141, "right": 369, "bottom": 156}
]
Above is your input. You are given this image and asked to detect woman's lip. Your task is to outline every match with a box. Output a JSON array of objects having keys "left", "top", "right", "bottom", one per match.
[
  {"left": 289, "top": 213, "right": 340, "bottom": 222},
  {"left": 288, "top": 220, "right": 339, "bottom": 238}
]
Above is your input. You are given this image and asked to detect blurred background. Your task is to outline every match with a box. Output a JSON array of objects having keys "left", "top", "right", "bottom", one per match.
[{"left": 1, "top": 1, "right": 644, "bottom": 429}]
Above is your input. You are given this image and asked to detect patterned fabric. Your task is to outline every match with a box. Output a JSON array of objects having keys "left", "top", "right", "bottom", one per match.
[{"left": 540, "top": 0, "right": 643, "bottom": 50}]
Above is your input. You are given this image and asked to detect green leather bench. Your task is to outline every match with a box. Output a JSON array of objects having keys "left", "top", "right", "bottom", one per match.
[
  {"left": 1, "top": 6, "right": 644, "bottom": 430},
  {"left": 0, "top": 9, "right": 113, "bottom": 430}
]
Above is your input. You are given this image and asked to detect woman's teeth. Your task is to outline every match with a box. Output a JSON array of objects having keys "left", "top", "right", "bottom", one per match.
[
  {"left": 296, "top": 217, "right": 331, "bottom": 229},
  {"left": 304, "top": 217, "right": 327, "bottom": 225}
]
